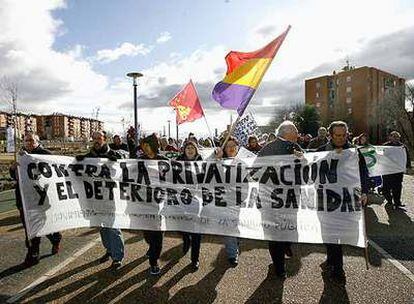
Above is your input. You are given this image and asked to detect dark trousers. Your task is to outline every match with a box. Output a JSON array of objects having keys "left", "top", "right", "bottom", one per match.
[
  {"left": 268, "top": 241, "right": 288, "bottom": 273},
  {"left": 18, "top": 208, "right": 62, "bottom": 258},
  {"left": 144, "top": 230, "right": 163, "bottom": 266},
  {"left": 183, "top": 233, "right": 201, "bottom": 262},
  {"left": 382, "top": 173, "right": 403, "bottom": 206},
  {"left": 326, "top": 244, "right": 343, "bottom": 270}
]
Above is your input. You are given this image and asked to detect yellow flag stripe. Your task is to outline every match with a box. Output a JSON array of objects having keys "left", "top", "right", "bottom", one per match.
[{"left": 223, "top": 58, "right": 272, "bottom": 89}]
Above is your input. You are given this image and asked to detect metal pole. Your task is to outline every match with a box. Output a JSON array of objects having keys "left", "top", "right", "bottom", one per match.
[
  {"left": 126, "top": 72, "right": 143, "bottom": 144},
  {"left": 133, "top": 78, "right": 138, "bottom": 143},
  {"left": 168, "top": 120, "right": 171, "bottom": 138},
  {"left": 176, "top": 123, "right": 179, "bottom": 143}
]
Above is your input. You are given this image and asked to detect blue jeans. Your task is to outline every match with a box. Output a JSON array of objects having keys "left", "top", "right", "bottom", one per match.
[
  {"left": 100, "top": 228, "right": 124, "bottom": 262},
  {"left": 224, "top": 236, "right": 239, "bottom": 259}
]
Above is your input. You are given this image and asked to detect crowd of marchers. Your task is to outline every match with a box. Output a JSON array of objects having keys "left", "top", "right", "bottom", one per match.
[{"left": 9, "top": 120, "right": 411, "bottom": 283}]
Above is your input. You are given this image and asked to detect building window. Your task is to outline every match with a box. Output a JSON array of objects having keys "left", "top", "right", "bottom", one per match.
[
  {"left": 346, "top": 76, "right": 351, "bottom": 82},
  {"left": 346, "top": 86, "right": 352, "bottom": 93},
  {"left": 316, "top": 92, "right": 319, "bottom": 98},
  {"left": 346, "top": 97, "right": 352, "bottom": 104},
  {"left": 316, "top": 102, "right": 321, "bottom": 108},
  {"left": 348, "top": 108, "right": 352, "bottom": 114},
  {"left": 316, "top": 82, "right": 321, "bottom": 89}
]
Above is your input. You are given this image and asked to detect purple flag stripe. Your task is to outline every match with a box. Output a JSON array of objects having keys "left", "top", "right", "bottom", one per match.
[{"left": 212, "top": 82, "right": 255, "bottom": 116}]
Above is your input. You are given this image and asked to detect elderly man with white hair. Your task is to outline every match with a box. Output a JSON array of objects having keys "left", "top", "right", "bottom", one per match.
[
  {"left": 308, "top": 126, "right": 329, "bottom": 150},
  {"left": 257, "top": 120, "right": 303, "bottom": 278}
]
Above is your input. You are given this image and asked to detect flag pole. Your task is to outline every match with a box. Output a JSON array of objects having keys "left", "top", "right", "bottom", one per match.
[
  {"left": 202, "top": 115, "right": 216, "bottom": 148},
  {"left": 191, "top": 80, "right": 216, "bottom": 149},
  {"left": 176, "top": 121, "right": 179, "bottom": 144},
  {"left": 221, "top": 114, "right": 241, "bottom": 149}
]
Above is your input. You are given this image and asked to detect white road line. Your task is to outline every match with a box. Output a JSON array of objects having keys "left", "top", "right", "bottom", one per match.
[
  {"left": 0, "top": 209, "right": 18, "bottom": 217},
  {"left": 369, "top": 239, "right": 414, "bottom": 283},
  {"left": 6, "top": 237, "right": 101, "bottom": 303}
]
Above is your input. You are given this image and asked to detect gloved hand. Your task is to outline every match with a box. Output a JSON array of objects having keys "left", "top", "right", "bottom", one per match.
[{"left": 108, "top": 155, "right": 118, "bottom": 162}]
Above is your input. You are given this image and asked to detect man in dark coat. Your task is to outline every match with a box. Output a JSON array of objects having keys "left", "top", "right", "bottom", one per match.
[
  {"left": 258, "top": 121, "right": 303, "bottom": 278},
  {"left": 77, "top": 131, "right": 124, "bottom": 270},
  {"left": 317, "top": 121, "right": 369, "bottom": 280},
  {"left": 10, "top": 132, "right": 62, "bottom": 267},
  {"left": 382, "top": 131, "right": 411, "bottom": 209}
]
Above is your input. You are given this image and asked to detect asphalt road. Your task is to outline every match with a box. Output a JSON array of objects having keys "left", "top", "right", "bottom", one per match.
[{"left": 0, "top": 176, "right": 413, "bottom": 303}]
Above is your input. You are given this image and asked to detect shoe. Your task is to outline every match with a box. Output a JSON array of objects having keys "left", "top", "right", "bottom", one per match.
[
  {"left": 99, "top": 253, "right": 110, "bottom": 264},
  {"left": 150, "top": 265, "right": 161, "bottom": 275},
  {"left": 191, "top": 261, "right": 200, "bottom": 271},
  {"left": 111, "top": 260, "right": 122, "bottom": 270},
  {"left": 51, "top": 242, "right": 60, "bottom": 255},
  {"left": 23, "top": 255, "right": 39, "bottom": 268},
  {"left": 228, "top": 257, "right": 238, "bottom": 268},
  {"left": 275, "top": 270, "right": 286, "bottom": 279}
]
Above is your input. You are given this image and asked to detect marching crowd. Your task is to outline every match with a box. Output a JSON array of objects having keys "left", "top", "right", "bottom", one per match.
[{"left": 9, "top": 120, "right": 411, "bottom": 282}]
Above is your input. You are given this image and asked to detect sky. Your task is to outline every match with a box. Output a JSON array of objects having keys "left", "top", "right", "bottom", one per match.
[{"left": 1, "top": 0, "right": 414, "bottom": 138}]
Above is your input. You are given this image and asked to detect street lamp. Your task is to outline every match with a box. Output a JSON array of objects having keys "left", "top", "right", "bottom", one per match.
[{"left": 126, "top": 72, "right": 143, "bottom": 142}]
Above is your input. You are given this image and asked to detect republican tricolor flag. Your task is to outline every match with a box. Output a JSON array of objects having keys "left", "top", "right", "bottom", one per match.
[
  {"left": 212, "top": 25, "right": 291, "bottom": 116},
  {"left": 169, "top": 80, "right": 204, "bottom": 125}
]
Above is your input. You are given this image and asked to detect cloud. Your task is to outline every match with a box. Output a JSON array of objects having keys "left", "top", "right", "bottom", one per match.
[
  {"left": 94, "top": 42, "right": 152, "bottom": 63},
  {"left": 156, "top": 31, "right": 172, "bottom": 44},
  {"left": 254, "top": 24, "right": 277, "bottom": 38},
  {"left": 0, "top": 0, "right": 107, "bottom": 110}
]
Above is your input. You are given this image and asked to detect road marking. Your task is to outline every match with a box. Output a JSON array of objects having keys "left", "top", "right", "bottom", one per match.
[
  {"left": 7, "top": 237, "right": 101, "bottom": 303},
  {"left": 369, "top": 239, "right": 414, "bottom": 283},
  {"left": 0, "top": 209, "right": 18, "bottom": 217}
]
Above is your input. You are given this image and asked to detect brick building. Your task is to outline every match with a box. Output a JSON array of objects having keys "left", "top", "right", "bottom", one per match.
[
  {"left": 0, "top": 112, "right": 37, "bottom": 140},
  {"left": 305, "top": 66, "right": 405, "bottom": 143}
]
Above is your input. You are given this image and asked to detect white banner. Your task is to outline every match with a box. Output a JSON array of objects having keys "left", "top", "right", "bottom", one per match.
[
  {"left": 18, "top": 150, "right": 366, "bottom": 247},
  {"left": 359, "top": 146, "right": 407, "bottom": 176}
]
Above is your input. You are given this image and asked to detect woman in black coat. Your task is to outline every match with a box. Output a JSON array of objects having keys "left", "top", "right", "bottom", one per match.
[{"left": 176, "top": 141, "right": 203, "bottom": 270}]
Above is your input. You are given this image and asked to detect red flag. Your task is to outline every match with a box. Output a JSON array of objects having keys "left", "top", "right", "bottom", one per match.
[{"left": 169, "top": 80, "right": 204, "bottom": 125}]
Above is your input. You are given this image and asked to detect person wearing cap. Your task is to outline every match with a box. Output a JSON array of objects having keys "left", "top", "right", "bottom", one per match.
[{"left": 135, "top": 133, "right": 168, "bottom": 275}]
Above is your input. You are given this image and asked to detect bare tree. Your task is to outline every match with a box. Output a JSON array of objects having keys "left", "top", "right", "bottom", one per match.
[
  {"left": 0, "top": 76, "right": 18, "bottom": 111},
  {"left": 382, "top": 83, "right": 414, "bottom": 153}
]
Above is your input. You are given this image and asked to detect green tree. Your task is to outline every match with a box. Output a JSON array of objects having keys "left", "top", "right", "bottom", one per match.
[
  {"left": 296, "top": 104, "right": 321, "bottom": 136},
  {"left": 268, "top": 103, "right": 320, "bottom": 136}
]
